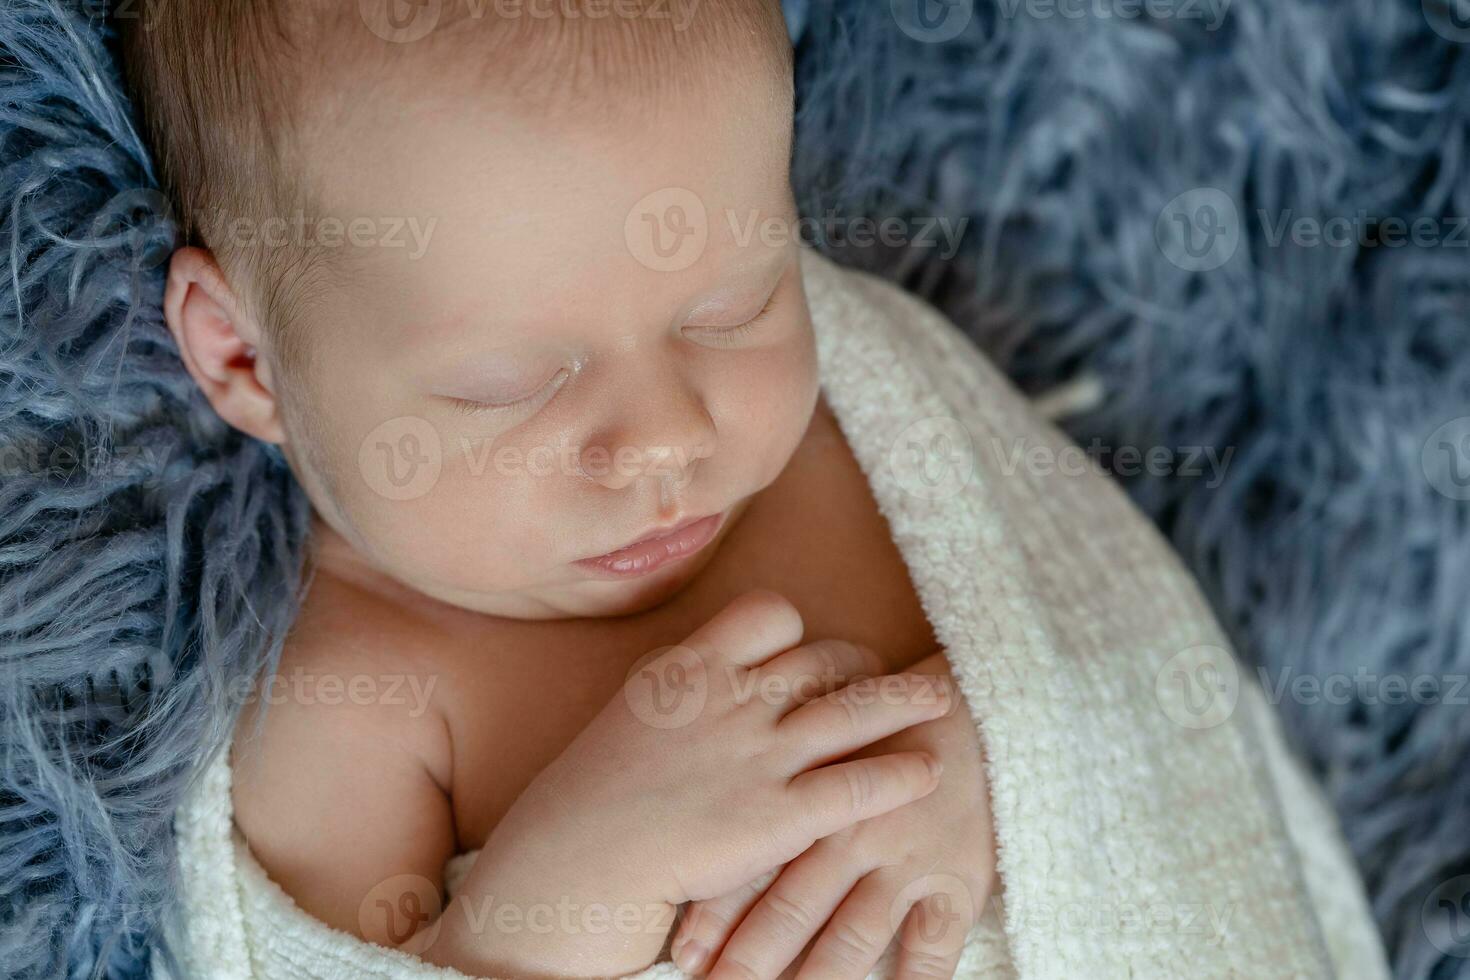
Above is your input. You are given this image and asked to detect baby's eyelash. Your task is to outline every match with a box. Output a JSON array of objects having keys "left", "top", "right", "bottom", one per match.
[
  {"left": 448, "top": 293, "right": 778, "bottom": 419},
  {"left": 449, "top": 398, "right": 507, "bottom": 418},
  {"left": 689, "top": 293, "right": 779, "bottom": 346},
  {"left": 741, "top": 293, "right": 779, "bottom": 329},
  {"left": 448, "top": 368, "right": 570, "bottom": 418}
]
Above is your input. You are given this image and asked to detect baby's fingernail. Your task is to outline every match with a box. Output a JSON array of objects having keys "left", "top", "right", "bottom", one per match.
[
  {"left": 934, "top": 683, "right": 953, "bottom": 710},
  {"left": 674, "top": 938, "right": 710, "bottom": 973},
  {"left": 926, "top": 754, "right": 944, "bottom": 779}
]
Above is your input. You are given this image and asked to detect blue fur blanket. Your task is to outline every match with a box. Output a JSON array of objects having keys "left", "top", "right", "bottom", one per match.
[{"left": 1, "top": 0, "right": 1466, "bottom": 977}]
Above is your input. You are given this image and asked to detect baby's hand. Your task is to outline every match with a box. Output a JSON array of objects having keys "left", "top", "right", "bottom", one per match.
[
  {"left": 671, "top": 652, "right": 996, "bottom": 980},
  {"left": 426, "top": 592, "right": 952, "bottom": 978}
]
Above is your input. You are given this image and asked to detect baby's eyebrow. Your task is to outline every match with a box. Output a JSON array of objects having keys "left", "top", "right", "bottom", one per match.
[
  {"left": 687, "top": 249, "right": 791, "bottom": 310},
  {"left": 404, "top": 301, "right": 531, "bottom": 347},
  {"left": 727, "top": 246, "right": 792, "bottom": 282}
]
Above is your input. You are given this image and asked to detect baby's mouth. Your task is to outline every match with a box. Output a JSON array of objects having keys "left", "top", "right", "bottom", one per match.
[{"left": 573, "top": 512, "right": 725, "bottom": 579}]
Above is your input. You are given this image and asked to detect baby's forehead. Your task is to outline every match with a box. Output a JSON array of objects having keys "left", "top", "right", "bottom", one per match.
[
  {"left": 293, "top": 2, "right": 797, "bottom": 251},
  {"left": 327, "top": 1, "right": 790, "bottom": 108}
]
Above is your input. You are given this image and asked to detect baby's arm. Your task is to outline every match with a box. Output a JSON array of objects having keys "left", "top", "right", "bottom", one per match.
[
  {"left": 229, "top": 648, "right": 459, "bottom": 951},
  {"left": 234, "top": 591, "right": 950, "bottom": 979}
]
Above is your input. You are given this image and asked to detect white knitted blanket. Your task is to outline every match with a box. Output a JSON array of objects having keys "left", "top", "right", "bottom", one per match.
[{"left": 160, "top": 249, "right": 1388, "bottom": 979}]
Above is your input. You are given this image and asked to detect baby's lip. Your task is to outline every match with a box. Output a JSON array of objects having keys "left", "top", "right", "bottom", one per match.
[
  {"left": 574, "top": 511, "right": 725, "bottom": 578},
  {"left": 588, "top": 512, "right": 716, "bottom": 560}
]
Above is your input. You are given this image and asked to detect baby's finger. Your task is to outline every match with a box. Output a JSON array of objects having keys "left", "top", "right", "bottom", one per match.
[
  {"left": 794, "top": 872, "right": 901, "bottom": 980},
  {"left": 785, "top": 752, "right": 940, "bottom": 844},
  {"left": 893, "top": 891, "right": 969, "bottom": 980},
  {"left": 705, "top": 841, "right": 864, "bottom": 980},
  {"left": 779, "top": 673, "right": 952, "bottom": 769},
  {"left": 671, "top": 868, "right": 778, "bottom": 975},
  {"left": 749, "top": 638, "right": 883, "bottom": 712},
  {"left": 682, "top": 590, "right": 804, "bottom": 669}
]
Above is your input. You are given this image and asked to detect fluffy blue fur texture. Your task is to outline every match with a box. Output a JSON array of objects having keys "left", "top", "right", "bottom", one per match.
[
  {"left": 0, "top": 0, "right": 1466, "bottom": 977},
  {"left": 0, "top": 5, "right": 311, "bottom": 977}
]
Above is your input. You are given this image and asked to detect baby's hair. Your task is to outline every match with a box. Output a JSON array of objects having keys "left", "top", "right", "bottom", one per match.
[{"left": 114, "top": 0, "right": 791, "bottom": 379}]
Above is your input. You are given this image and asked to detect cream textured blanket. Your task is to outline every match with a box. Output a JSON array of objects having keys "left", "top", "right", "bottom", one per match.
[{"left": 160, "top": 249, "right": 1388, "bottom": 979}]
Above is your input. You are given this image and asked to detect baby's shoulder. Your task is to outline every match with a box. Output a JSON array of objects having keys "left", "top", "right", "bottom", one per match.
[
  {"left": 234, "top": 573, "right": 453, "bottom": 786},
  {"left": 227, "top": 575, "right": 460, "bottom": 935},
  {"left": 230, "top": 570, "right": 452, "bottom": 811}
]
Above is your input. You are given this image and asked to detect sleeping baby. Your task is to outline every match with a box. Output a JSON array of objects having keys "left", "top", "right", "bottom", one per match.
[
  {"left": 119, "top": 2, "right": 994, "bottom": 977},
  {"left": 116, "top": 2, "right": 1384, "bottom": 979}
]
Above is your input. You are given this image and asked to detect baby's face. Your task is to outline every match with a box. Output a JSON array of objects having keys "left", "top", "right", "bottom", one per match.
[{"left": 278, "top": 66, "right": 817, "bottom": 619}]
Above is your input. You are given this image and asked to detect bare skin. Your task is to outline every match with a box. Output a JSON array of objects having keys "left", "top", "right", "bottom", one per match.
[{"left": 231, "top": 393, "right": 972, "bottom": 977}]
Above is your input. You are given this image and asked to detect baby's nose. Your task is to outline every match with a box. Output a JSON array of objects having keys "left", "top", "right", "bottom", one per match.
[{"left": 578, "top": 406, "right": 716, "bottom": 492}]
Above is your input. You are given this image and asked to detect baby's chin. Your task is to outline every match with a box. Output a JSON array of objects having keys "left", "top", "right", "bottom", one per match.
[{"left": 554, "top": 571, "right": 697, "bottom": 620}]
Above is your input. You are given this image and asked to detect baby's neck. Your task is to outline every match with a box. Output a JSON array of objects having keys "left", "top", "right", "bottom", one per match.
[{"left": 303, "top": 517, "right": 455, "bottom": 619}]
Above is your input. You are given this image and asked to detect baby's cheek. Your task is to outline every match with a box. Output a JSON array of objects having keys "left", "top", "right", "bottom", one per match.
[
  {"left": 730, "top": 345, "right": 820, "bottom": 480},
  {"left": 286, "top": 379, "right": 551, "bottom": 592},
  {"left": 330, "top": 452, "right": 540, "bottom": 592}
]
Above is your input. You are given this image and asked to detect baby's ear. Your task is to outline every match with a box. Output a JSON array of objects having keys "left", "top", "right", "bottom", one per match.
[{"left": 164, "top": 247, "right": 286, "bottom": 445}]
